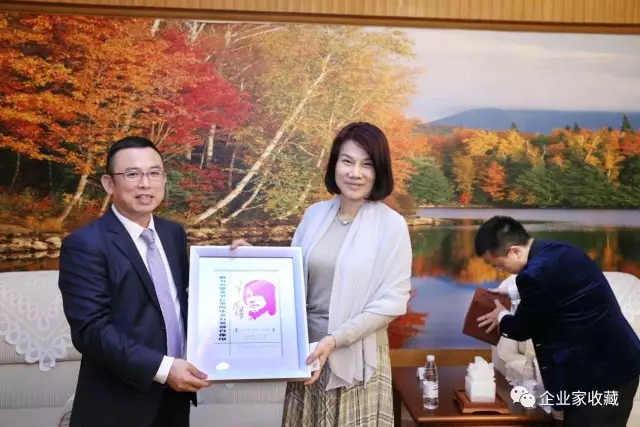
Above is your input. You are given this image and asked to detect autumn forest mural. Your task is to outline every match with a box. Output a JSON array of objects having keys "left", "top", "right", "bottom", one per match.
[{"left": 1, "top": 12, "right": 639, "bottom": 350}]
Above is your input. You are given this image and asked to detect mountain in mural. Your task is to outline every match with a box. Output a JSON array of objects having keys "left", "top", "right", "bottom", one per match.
[{"left": 426, "top": 108, "right": 640, "bottom": 133}]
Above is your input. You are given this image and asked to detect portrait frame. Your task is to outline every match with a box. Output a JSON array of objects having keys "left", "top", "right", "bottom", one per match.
[{"left": 186, "top": 245, "right": 311, "bottom": 382}]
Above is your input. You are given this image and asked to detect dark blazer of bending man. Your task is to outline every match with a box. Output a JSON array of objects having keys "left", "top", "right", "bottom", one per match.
[
  {"left": 58, "top": 137, "right": 209, "bottom": 427},
  {"left": 475, "top": 215, "right": 640, "bottom": 427}
]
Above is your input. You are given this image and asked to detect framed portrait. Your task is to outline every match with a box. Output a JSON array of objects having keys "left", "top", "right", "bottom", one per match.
[{"left": 186, "top": 245, "right": 311, "bottom": 382}]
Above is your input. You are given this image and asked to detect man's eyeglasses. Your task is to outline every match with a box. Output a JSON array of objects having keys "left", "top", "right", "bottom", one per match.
[{"left": 111, "top": 169, "right": 166, "bottom": 182}]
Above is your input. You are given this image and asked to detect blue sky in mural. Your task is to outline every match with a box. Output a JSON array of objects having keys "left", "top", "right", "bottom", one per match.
[{"left": 397, "top": 28, "right": 640, "bottom": 121}]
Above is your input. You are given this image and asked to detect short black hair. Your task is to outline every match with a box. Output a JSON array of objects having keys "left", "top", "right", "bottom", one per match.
[
  {"left": 105, "top": 136, "right": 161, "bottom": 174},
  {"left": 474, "top": 215, "right": 531, "bottom": 257},
  {"left": 324, "top": 122, "right": 394, "bottom": 201}
]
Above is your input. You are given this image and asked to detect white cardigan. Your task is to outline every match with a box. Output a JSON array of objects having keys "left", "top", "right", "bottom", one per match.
[{"left": 291, "top": 196, "right": 412, "bottom": 390}]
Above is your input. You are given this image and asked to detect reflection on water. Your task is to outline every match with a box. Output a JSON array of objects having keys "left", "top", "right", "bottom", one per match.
[
  {"left": 390, "top": 218, "right": 640, "bottom": 350},
  {"left": 3, "top": 208, "right": 640, "bottom": 350}
]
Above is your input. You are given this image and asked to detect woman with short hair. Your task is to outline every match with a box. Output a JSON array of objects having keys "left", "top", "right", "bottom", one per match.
[{"left": 232, "top": 121, "right": 412, "bottom": 427}]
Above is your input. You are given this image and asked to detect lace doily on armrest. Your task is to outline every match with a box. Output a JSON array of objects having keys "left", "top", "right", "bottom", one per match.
[{"left": 0, "top": 271, "right": 77, "bottom": 371}]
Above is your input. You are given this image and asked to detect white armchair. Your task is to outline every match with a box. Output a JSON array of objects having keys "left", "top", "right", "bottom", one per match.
[
  {"left": 0, "top": 270, "right": 285, "bottom": 427},
  {"left": 491, "top": 271, "right": 640, "bottom": 424}
]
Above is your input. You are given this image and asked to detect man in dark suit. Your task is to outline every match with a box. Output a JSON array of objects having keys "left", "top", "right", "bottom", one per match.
[
  {"left": 58, "top": 136, "right": 209, "bottom": 427},
  {"left": 475, "top": 216, "right": 640, "bottom": 427}
]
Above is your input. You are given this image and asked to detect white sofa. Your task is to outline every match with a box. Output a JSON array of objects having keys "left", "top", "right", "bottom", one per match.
[
  {"left": 492, "top": 271, "right": 640, "bottom": 425},
  {"left": 0, "top": 270, "right": 286, "bottom": 427}
]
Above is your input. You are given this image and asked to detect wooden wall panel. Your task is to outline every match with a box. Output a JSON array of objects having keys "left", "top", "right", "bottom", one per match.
[{"left": 2, "top": 0, "right": 640, "bottom": 32}]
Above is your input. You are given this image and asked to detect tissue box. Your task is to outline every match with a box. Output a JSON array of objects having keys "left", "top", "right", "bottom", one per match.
[{"left": 465, "top": 376, "right": 496, "bottom": 403}]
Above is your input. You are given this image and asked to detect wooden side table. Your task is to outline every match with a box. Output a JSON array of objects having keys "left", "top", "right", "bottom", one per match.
[{"left": 392, "top": 365, "right": 557, "bottom": 426}]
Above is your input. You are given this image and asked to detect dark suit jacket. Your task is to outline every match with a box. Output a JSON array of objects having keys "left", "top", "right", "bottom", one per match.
[
  {"left": 500, "top": 239, "right": 640, "bottom": 407},
  {"left": 58, "top": 207, "right": 196, "bottom": 427}
]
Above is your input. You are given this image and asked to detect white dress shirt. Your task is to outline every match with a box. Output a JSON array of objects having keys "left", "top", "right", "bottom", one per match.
[
  {"left": 111, "top": 205, "right": 184, "bottom": 384},
  {"left": 498, "top": 280, "right": 520, "bottom": 323}
]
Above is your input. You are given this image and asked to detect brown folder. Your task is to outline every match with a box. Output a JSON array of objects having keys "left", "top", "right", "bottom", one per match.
[{"left": 462, "top": 287, "right": 513, "bottom": 346}]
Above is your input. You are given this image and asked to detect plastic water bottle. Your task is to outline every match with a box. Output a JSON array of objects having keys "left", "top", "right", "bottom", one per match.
[
  {"left": 521, "top": 355, "right": 539, "bottom": 405},
  {"left": 422, "top": 354, "right": 439, "bottom": 409}
]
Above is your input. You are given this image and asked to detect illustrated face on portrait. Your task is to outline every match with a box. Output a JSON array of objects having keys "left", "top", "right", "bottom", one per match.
[
  {"left": 244, "top": 290, "right": 267, "bottom": 313},
  {"left": 101, "top": 147, "right": 166, "bottom": 225},
  {"left": 334, "top": 139, "right": 376, "bottom": 203},
  {"left": 242, "top": 279, "right": 277, "bottom": 320},
  {"left": 482, "top": 246, "right": 527, "bottom": 274}
]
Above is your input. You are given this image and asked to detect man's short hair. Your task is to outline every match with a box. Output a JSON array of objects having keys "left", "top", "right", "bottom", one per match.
[
  {"left": 105, "top": 136, "right": 161, "bottom": 174},
  {"left": 474, "top": 215, "right": 531, "bottom": 257},
  {"left": 324, "top": 121, "right": 394, "bottom": 201}
]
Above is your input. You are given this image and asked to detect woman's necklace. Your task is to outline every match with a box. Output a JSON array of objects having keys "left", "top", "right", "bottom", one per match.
[
  {"left": 337, "top": 216, "right": 353, "bottom": 225},
  {"left": 336, "top": 209, "right": 355, "bottom": 225}
]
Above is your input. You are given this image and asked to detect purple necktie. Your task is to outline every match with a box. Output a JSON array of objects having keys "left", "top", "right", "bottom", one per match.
[{"left": 140, "top": 228, "right": 182, "bottom": 358}]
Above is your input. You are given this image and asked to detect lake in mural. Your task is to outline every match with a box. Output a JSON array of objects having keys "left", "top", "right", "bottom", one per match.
[{"left": 404, "top": 208, "right": 640, "bottom": 349}]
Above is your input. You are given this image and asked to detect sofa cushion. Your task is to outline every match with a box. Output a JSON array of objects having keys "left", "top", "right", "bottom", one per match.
[
  {"left": 60, "top": 383, "right": 286, "bottom": 427},
  {"left": 0, "top": 407, "right": 70, "bottom": 427},
  {"left": 0, "top": 361, "right": 79, "bottom": 410},
  {"left": 190, "top": 403, "right": 284, "bottom": 427},
  {"left": 0, "top": 271, "right": 81, "bottom": 369},
  {"left": 197, "top": 381, "right": 286, "bottom": 405}
]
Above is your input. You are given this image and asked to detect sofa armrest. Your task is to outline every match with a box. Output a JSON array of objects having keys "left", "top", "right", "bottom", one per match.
[
  {"left": 496, "top": 336, "right": 519, "bottom": 360},
  {"left": 58, "top": 394, "right": 74, "bottom": 427},
  {"left": 492, "top": 336, "right": 521, "bottom": 377}
]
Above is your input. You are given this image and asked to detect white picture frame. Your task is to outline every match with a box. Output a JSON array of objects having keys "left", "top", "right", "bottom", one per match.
[{"left": 186, "top": 245, "right": 311, "bottom": 382}]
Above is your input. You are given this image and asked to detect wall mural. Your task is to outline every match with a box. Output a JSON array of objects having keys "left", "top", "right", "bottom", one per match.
[{"left": 1, "top": 12, "right": 639, "bottom": 350}]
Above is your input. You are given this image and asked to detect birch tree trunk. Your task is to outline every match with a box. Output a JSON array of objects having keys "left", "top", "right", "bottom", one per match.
[
  {"left": 206, "top": 124, "right": 216, "bottom": 165},
  {"left": 150, "top": 19, "right": 162, "bottom": 36},
  {"left": 220, "top": 175, "right": 266, "bottom": 224},
  {"left": 55, "top": 152, "right": 94, "bottom": 224},
  {"left": 221, "top": 131, "right": 293, "bottom": 221},
  {"left": 9, "top": 152, "right": 20, "bottom": 192},
  {"left": 100, "top": 194, "right": 111, "bottom": 213},
  {"left": 280, "top": 147, "right": 326, "bottom": 218},
  {"left": 190, "top": 53, "right": 332, "bottom": 225}
]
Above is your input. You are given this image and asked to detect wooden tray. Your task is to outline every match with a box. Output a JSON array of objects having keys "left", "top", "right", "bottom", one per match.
[{"left": 452, "top": 389, "right": 510, "bottom": 414}]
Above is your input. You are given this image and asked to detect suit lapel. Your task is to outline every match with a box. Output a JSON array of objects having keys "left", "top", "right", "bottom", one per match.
[{"left": 103, "top": 209, "right": 162, "bottom": 313}]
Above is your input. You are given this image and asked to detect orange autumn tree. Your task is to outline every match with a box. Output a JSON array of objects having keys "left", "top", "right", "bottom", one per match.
[
  {"left": 620, "top": 130, "right": 640, "bottom": 158},
  {"left": 481, "top": 161, "right": 507, "bottom": 200},
  {"left": 451, "top": 153, "right": 475, "bottom": 204},
  {"left": 148, "top": 25, "right": 252, "bottom": 214},
  {"left": 458, "top": 128, "right": 524, "bottom": 202},
  {"left": 0, "top": 15, "right": 88, "bottom": 169},
  {"left": 379, "top": 111, "right": 430, "bottom": 194},
  {"left": 444, "top": 128, "right": 477, "bottom": 205},
  {"left": 1, "top": 14, "right": 181, "bottom": 224},
  {"left": 420, "top": 118, "right": 639, "bottom": 207},
  {"left": 375, "top": 112, "right": 430, "bottom": 212},
  {"left": 0, "top": 14, "right": 250, "bottom": 224},
  {"left": 185, "top": 24, "right": 422, "bottom": 223}
]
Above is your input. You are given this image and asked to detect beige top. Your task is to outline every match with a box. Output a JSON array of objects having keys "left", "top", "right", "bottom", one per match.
[
  {"left": 292, "top": 197, "right": 412, "bottom": 389},
  {"left": 306, "top": 216, "right": 390, "bottom": 346}
]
